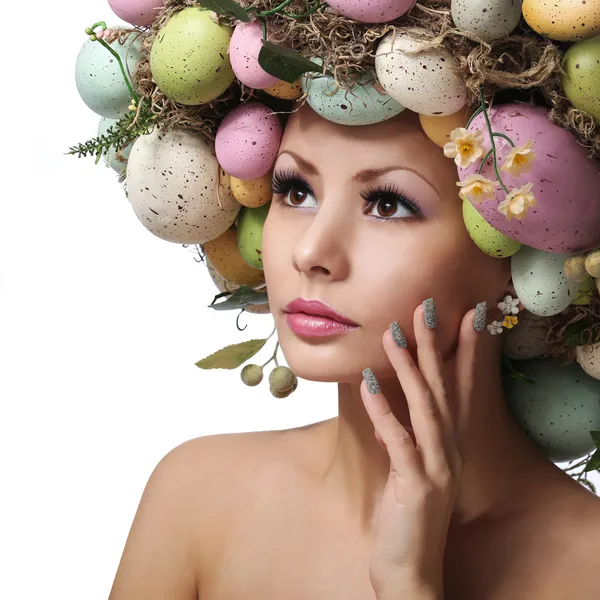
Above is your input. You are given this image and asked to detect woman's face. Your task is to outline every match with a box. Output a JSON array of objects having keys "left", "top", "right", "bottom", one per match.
[{"left": 262, "top": 105, "right": 510, "bottom": 383}]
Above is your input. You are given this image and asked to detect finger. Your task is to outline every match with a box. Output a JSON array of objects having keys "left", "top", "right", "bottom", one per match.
[
  {"left": 454, "top": 302, "right": 486, "bottom": 439},
  {"left": 382, "top": 325, "right": 448, "bottom": 474},
  {"left": 360, "top": 374, "right": 422, "bottom": 479}
]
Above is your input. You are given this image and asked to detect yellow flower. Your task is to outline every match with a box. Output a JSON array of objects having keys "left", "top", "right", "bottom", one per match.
[
  {"left": 502, "top": 315, "right": 519, "bottom": 329},
  {"left": 443, "top": 128, "right": 486, "bottom": 168},
  {"left": 501, "top": 140, "right": 536, "bottom": 177},
  {"left": 497, "top": 182, "right": 536, "bottom": 221},
  {"left": 456, "top": 174, "right": 499, "bottom": 204}
]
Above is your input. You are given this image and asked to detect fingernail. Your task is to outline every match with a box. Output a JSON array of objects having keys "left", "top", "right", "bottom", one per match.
[
  {"left": 474, "top": 301, "right": 488, "bottom": 332},
  {"left": 389, "top": 321, "right": 407, "bottom": 348},
  {"left": 423, "top": 297, "right": 437, "bottom": 329},
  {"left": 362, "top": 368, "right": 381, "bottom": 394}
]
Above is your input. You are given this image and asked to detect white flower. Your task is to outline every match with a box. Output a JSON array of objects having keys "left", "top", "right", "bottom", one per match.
[
  {"left": 487, "top": 320, "right": 504, "bottom": 335},
  {"left": 497, "top": 295, "right": 520, "bottom": 316}
]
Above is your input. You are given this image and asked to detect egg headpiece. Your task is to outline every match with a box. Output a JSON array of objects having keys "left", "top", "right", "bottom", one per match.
[{"left": 69, "top": 0, "right": 600, "bottom": 488}]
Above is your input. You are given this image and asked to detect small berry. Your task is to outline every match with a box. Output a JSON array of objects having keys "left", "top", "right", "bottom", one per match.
[
  {"left": 241, "top": 364, "right": 263, "bottom": 386},
  {"left": 270, "top": 386, "right": 292, "bottom": 398},
  {"left": 269, "top": 366, "right": 296, "bottom": 393},
  {"left": 85, "top": 27, "right": 93, "bottom": 35}
]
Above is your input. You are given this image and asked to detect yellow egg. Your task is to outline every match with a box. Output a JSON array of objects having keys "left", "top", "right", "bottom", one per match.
[
  {"left": 230, "top": 173, "right": 272, "bottom": 208},
  {"left": 264, "top": 79, "right": 303, "bottom": 100},
  {"left": 522, "top": 0, "right": 600, "bottom": 41},
  {"left": 419, "top": 106, "right": 473, "bottom": 148},
  {"left": 203, "top": 228, "right": 265, "bottom": 286}
]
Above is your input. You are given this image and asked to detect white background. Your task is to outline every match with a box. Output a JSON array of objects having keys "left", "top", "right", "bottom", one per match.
[{"left": 0, "top": 2, "right": 597, "bottom": 599}]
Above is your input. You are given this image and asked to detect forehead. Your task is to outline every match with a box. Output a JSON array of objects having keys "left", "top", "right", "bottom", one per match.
[{"left": 279, "top": 104, "right": 455, "bottom": 186}]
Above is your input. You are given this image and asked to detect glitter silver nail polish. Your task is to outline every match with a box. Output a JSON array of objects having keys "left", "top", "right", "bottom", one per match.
[
  {"left": 389, "top": 321, "right": 407, "bottom": 348},
  {"left": 362, "top": 368, "right": 381, "bottom": 394},
  {"left": 423, "top": 297, "right": 437, "bottom": 329},
  {"left": 474, "top": 301, "right": 488, "bottom": 332}
]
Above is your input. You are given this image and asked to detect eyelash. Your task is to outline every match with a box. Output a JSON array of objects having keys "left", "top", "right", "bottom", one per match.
[{"left": 271, "top": 168, "right": 424, "bottom": 221}]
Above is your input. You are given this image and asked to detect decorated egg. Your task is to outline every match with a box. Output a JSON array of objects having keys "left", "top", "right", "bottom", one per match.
[
  {"left": 375, "top": 28, "right": 468, "bottom": 116},
  {"left": 586, "top": 250, "right": 600, "bottom": 277},
  {"left": 126, "top": 127, "right": 240, "bottom": 244},
  {"left": 462, "top": 197, "right": 522, "bottom": 257},
  {"left": 461, "top": 103, "right": 600, "bottom": 253},
  {"left": 451, "top": 0, "right": 523, "bottom": 42},
  {"left": 571, "top": 277, "right": 596, "bottom": 305},
  {"left": 576, "top": 342, "right": 600, "bottom": 380},
  {"left": 562, "top": 35, "right": 600, "bottom": 125},
  {"left": 108, "top": 0, "right": 164, "bottom": 27},
  {"left": 503, "top": 312, "right": 550, "bottom": 360},
  {"left": 75, "top": 31, "right": 141, "bottom": 119},
  {"left": 150, "top": 7, "right": 234, "bottom": 105},
  {"left": 264, "top": 79, "right": 303, "bottom": 100},
  {"left": 237, "top": 203, "right": 271, "bottom": 269},
  {"left": 301, "top": 66, "right": 405, "bottom": 126},
  {"left": 522, "top": 0, "right": 600, "bottom": 41},
  {"left": 215, "top": 102, "right": 283, "bottom": 180},
  {"left": 203, "top": 229, "right": 266, "bottom": 286},
  {"left": 326, "top": 0, "right": 416, "bottom": 23},
  {"left": 231, "top": 173, "right": 272, "bottom": 208},
  {"left": 511, "top": 247, "right": 580, "bottom": 316},
  {"left": 503, "top": 358, "right": 600, "bottom": 462},
  {"left": 229, "top": 20, "right": 279, "bottom": 89},
  {"left": 98, "top": 117, "right": 134, "bottom": 173},
  {"left": 419, "top": 107, "right": 472, "bottom": 147}
]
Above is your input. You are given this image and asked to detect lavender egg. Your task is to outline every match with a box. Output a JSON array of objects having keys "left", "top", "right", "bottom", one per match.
[
  {"left": 461, "top": 103, "right": 600, "bottom": 253},
  {"left": 326, "top": 0, "right": 417, "bottom": 22},
  {"left": 215, "top": 102, "right": 283, "bottom": 180},
  {"left": 108, "top": 0, "right": 164, "bottom": 27},
  {"left": 229, "top": 20, "right": 279, "bottom": 89},
  {"left": 126, "top": 127, "right": 240, "bottom": 244},
  {"left": 75, "top": 31, "right": 141, "bottom": 119}
]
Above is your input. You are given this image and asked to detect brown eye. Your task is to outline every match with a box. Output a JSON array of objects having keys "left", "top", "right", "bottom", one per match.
[
  {"left": 289, "top": 187, "right": 308, "bottom": 205},
  {"left": 373, "top": 195, "right": 398, "bottom": 218}
]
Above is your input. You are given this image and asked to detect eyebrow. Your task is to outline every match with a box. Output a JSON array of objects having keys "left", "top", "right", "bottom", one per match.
[{"left": 276, "top": 150, "right": 439, "bottom": 193}]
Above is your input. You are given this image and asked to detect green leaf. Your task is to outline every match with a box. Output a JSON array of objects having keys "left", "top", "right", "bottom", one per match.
[
  {"left": 584, "top": 448, "right": 600, "bottom": 472},
  {"left": 564, "top": 320, "right": 600, "bottom": 347},
  {"left": 258, "top": 41, "right": 323, "bottom": 84},
  {"left": 590, "top": 431, "right": 600, "bottom": 448},
  {"left": 197, "top": 0, "right": 250, "bottom": 21},
  {"left": 196, "top": 338, "right": 268, "bottom": 369},
  {"left": 209, "top": 285, "right": 268, "bottom": 311}
]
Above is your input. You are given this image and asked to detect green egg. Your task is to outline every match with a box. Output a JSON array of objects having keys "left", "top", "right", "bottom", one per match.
[
  {"left": 237, "top": 202, "right": 271, "bottom": 269},
  {"left": 571, "top": 277, "right": 596, "bottom": 306},
  {"left": 150, "top": 7, "right": 235, "bottom": 105},
  {"left": 561, "top": 35, "right": 600, "bottom": 125},
  {"left": 462, "top": 198, "right": 522, "bottom": 257}
]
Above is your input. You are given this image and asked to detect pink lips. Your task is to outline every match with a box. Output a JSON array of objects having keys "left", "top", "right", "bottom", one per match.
[{"left": 283, "top": 298, "right": 359, "bottom": 337}]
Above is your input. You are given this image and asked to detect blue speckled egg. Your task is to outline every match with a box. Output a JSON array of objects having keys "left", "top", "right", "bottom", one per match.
[
  {"left": 301, "top": 64, "right": 405, "bottom": 126},
  {"left": 98, "top": 117, "right": 134, "bottom": 174},
  {"left": 504, "top": 357, "right": 600, "bottom": 462},
  {"left": 75, "top": 30, "right": 141, "bottom": 119}
]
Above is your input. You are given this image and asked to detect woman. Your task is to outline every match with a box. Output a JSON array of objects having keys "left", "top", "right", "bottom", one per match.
[{"left": 107, "top": 103, "right": 600, "bottom": 600}]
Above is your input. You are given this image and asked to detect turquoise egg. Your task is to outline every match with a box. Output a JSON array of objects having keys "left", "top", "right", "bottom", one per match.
[
  {"left": 98, "top": 117, "right": 134, "bottom": 174},
  {"left": 75, "top": 30, "right": 141, "bottom": 119},
  {"left": 301, "top": 66, "right": 404, "bottom": 126},
  {"left": 503, "top": 357, "right": 600, "bottom": 462}
]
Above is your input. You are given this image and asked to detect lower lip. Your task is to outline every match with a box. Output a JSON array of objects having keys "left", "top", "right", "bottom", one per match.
[{"left": 285, "top": 312, "right": 358, "bottom": 337}]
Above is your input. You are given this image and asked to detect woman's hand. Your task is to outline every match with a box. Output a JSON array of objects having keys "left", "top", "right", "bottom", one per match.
[{"left": 361, "top": 298, "right": 486, "bottom": 599}]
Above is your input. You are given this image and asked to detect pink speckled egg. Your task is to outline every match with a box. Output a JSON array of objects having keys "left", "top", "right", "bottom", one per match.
[
  {"left": 108, "top": 0, "right": 164, "bottom": 27},
  {"left": 460, "top": 103, "right": 600, "bottom": 253},
  {"left": 229, "top": 20, "right": 279, "bottom": 89},
  {"left": 215, "top": 102, "right": 283, "bottom": 179},
  {"left": 327, "top": 0, "right": 416, "bottom": 23}
]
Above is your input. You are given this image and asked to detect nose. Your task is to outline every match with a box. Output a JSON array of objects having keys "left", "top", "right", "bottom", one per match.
[{"left": 291, "top": 197, "right": 352, "bottom": 281}]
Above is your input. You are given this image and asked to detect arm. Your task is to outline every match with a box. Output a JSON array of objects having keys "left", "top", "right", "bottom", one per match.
[{"left": 108, "top": 439, "right": 209, "bottom": 600}]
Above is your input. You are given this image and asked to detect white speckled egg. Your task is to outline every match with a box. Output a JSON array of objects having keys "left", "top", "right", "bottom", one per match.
[
  {"left": 375, "top": 28, "right": 467, "bottom": 116},
  {"left": 576, "top": 342, "right": 600, "bottom": 380},
  {"left": 98, "top": 117, "right": 135, "bottom": 174},
  {"left": 504, "top": 358, "right": 600, "bottom": 462},
  {"left": 523, "top": 0, "right": 600, "bottom": 41},
  {"left": 451, "top": 0, "right": 523, "bottom": 43},
  {"left": 126, "top": 127, "right": 240, "bottom": 244},
  {"left": 503, "top": 312, "right": 550, "bottom": 360},
  {"left": 75, "top": 30, "right": 141, "bottom": 119},
  {"left": 215, "top": 102, "right": 283, "bottom": 180},
  {"left": 301, "top": 65, "right": 405, "bottom": 125},
  {"left": 462, "top": 197, "right": 522, "bottom": 257},
  {"left": 511, "top": 247, "right": 580, "bottom": 316}
]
